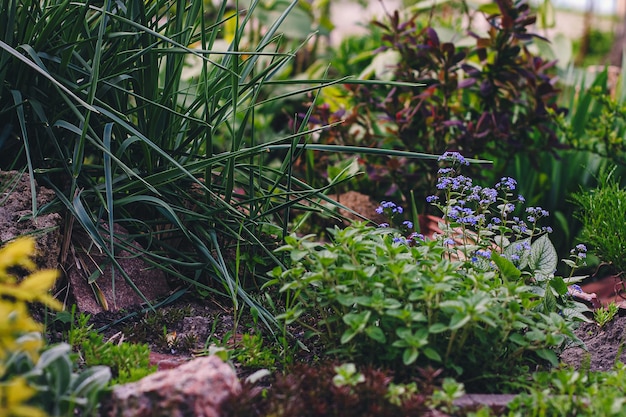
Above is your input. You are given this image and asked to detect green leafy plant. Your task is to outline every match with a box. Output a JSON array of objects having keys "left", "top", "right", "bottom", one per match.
[
  {"left": 594, "top": 302, "right": 620, "bottom": 328},
  {"left": 15, "top": 343, "right": 111, "bottom": 417},
  {"left": 428, "top": 377, "right": 465, "bottom": 415},
  {"left": 78, "top": 332, "right": 155, "bottom": 386},
  {"left": 507, "top": 364, "right": 626, "bottom": 416},
  {"left": 268, "top": 153, "right": 588, "bottom": 388},
  {"left": 572, "top": 170, "right": 626, "bottom": 274},
  {"left": 231, "top": 333, "right": 277, "bottom": 369},
  {"left": 62, "top": 305, "right": 155, "bottom": 385},
  {"left": 0, "top": 237, "right": 110, "bottom": 417}
]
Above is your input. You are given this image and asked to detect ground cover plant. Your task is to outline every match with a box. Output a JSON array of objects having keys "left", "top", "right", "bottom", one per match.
[{"left": 268, "top": 152, "right": 590, "bottom": 391}]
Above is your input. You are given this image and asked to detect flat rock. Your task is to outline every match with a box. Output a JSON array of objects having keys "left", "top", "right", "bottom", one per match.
[
  {"left": 105, "top": 355, "right": 240, "bottom": 417},
  {"left": 66, "top": 222, "right": 170, "bottom": 314}
]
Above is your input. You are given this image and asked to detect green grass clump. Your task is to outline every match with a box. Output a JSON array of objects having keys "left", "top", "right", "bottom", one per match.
[
  {"left": 573, "top": 171, "right": 626, "bottom": 273},
  {"left": 66, "top": 310, "right": 156, "bottom": 386}
]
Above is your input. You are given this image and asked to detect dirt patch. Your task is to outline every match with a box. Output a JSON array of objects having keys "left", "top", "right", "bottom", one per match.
[{"left": 560, "top": 313, "right": 626, "bottom": 372}]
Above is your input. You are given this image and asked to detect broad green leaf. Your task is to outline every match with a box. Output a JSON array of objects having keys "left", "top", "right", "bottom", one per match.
[
  {"left": 478, "top": 3, "right": 501, "bottom": 15},
  {"left": 429, "top": 323, "right": 449, "bottom": 334},
  {"left": 543, "top": 285, "right": 558, "bottom": 313},
  {"left": 509, "top": 333, "right": 528, "bottom": 346},
  {"left": 491, "top": 251, "right": 521, "bottom": 280},
  {"left": 535, "top": 348, "right": 559, "bottom": 367},
  {"left": 343, "top": 311, "right": 371, "bottom": 331},
  {"left": 423, "top": 347, "right": 442, "bottom": 362},
  {"left": 549, "top": 276, "right": 569, "bottom": 296},
  {"left": 449, "top": 313, "right": 471, "bottom": 330},
  {"left": 341, "top": 328, "right": 358, "bottom": 344},
  {"left": 529, "top": 235, "right": 558, "bottom": 276},
  {"left": 403, "top": 347, "right": 419, "bottom": 365},
  {"left": 365, "top": 326, "right": 386, "bottom": 343}
]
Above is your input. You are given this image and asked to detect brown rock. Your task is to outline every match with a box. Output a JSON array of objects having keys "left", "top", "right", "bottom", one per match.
[
  {"left": 0, "top": 170, "right": 62, "bottom": 271},
  {"left": 330, "top": 191, "right": 386, "bottom": 225},
  {"left": 105, "top": 355, "right": 240, "bottom": 417},
  {"left": 66, "top": 222, "right": 170, "bottom": 314}
]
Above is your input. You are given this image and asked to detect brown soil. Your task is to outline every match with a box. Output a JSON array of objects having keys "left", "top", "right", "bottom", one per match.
[{"left": 560, "top": 312, "right": 626, "bottom": 372}]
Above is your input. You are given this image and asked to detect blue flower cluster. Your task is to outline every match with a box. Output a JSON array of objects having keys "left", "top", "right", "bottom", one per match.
[
  {"left": 375, "top": 201, "right": 415, "bottom": 238},
  {"left": 375, "top": 201, "right": 404, "bottom": 215},
  {"left": 426, "top": 152, "right": 556, "bottom": 264},
  {"left": 571, "top": 244, "right": 587, "bottom": 260},
  {"left": 438, "top": 151, "right": 470, "bottom": 166}
]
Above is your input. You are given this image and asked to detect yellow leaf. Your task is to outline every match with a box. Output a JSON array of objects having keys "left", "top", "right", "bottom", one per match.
[
  {"left": 0, "top": 378, "right": 48, "bottom": 417},
  {"left": 19, "top": 270, "right": 58, "bottom": 294},
  {"left": 0, "top": 238, "right": 36, "bottom": 274},
  {"left": 19, "top": 270, "right": 63, "bottom": 309},
  {"left": 5, "top": 378, "right": 35, "bottom": 404},
  {"left": 0, "top": 270, "right": 62, "bottom": 310}
]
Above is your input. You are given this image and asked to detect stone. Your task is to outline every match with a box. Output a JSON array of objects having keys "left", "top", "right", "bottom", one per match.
[
  {"left": 330, "top": 191, "right": 387, "bottom": 225},
  {"left": 66, "top": 222, "right": 170, "bottom": 314},
  {"left": 105, "top": 355, "right": 240, "bottom": 417},
  {"left": 0, "top": 170, "right": 62, "bottom": 271}
]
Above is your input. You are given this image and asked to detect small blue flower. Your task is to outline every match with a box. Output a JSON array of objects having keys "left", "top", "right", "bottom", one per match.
[
  {"left": 496, "top": 177, "right": 517, "bottom": 191},
  {"left": 439, "top": 151, "right": 469, "bottom": 166},
  {"left": 402, "top": 220, "right": 413, "bottom": 229},
  {"left": 479, "top": 188, "right": 497, "bottom": 205},
  {"left": 426, "top": 195, "right": 439, "bottom": 203},
  {"left": 378, "top": 223, "right": 389, "bottom": 228},
  {"left": 571, "top": 244, "right": 587, "bottom": 259},
  {"left": 443, "top": 238, "right": 455, "bottom": 246},
  {"left": 567, "top": 284, "right": 582, "bottom": 296}
]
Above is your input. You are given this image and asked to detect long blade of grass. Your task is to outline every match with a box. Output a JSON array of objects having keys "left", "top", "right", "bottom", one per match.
[
  {"left": 10, "top": 90, "right": 37, "bottom": 215},
  {"left": 264, "top": 144, "right": 492, "bottom": 164}
]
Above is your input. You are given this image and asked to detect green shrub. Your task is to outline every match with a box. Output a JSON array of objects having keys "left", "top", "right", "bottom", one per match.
[{"left": 268, "top": 153, "right": 588, "bottom": 388}]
